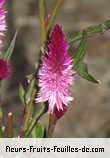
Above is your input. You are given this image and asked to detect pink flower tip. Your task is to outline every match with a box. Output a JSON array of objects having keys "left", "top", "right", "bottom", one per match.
[
  {"left": 36, "top": 24, "right": 76, "bottom": 116},
  {"left": 0, "top": 59, "right": 11, "bottom": 80}
]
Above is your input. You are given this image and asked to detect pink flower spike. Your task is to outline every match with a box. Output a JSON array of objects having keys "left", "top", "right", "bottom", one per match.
[
  {"left": 0, "top": 59, "right": 11, "bottom": 80},
  {"left": 36, "top": 24, "right": 75, "bottom": 114},
  {"left": 0, "top": 0, "right": 6, "bottom": 49}
]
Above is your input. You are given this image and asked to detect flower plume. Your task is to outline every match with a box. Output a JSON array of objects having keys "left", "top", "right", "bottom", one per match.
[{"left": 36, "top": 24, "right": 75, "bottom": 117}]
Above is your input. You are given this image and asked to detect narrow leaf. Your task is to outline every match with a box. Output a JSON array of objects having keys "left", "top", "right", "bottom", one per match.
[
  {"left": 75, "top": 62, "right": 100, "bottom": 84},
  {"left": 32, "top": 123, "right": 45, "bottom": 138},
  {"left": 19, "top": 84, "right": 25, "bottom": 105},
  {"left": 47, "top": 0, "right": 63, "bottom": 33},
  {"left": 39, "top": 0, "right": 46, "bottom": 44},
  {"left": 3, "top": 31, "right": 18, "bottom": 61},
  {"left": 69, "top": 19, "right": 110, "bottom": 43},
  {"left": 25, "top": 78, "right": 36, "bottom": 104},
  {"left": 74, "top": 31, "right": 87, "bottom": 67}
]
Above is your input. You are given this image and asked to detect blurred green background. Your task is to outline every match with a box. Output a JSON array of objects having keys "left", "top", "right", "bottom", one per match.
[{"left": 2, "top": 0, "right": 110, "bottom": 137}]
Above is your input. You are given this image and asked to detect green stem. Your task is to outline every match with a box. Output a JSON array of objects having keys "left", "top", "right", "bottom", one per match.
[
  {"left": 69, "top": 20, "right": 110, "bottom": 43},
  {"left": 24, "top": 91, "right": 36, "bottom": 130},
  {"left": 47, "top": 113, "right": 57, "bottom": 138},
  {"left": 25, "top": 104, "right": 47, "bottom": 137},
  {"left": 47, "top": 0, "right": 64, "bottom": 33},
  {"left": 39, "top": 0, "right": 46, "bottom": 45},
  {"left": 21, "top": 88, "right": 36, "bottom": 137}
]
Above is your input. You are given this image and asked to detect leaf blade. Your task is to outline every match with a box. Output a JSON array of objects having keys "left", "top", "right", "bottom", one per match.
[
  {"left": 75, "top": 62, "right": 100, "bottom": 84},
  {"left": 3, "top": 31, "right": 18, "bottom": 61},
  {"left": 19, "top": 84, "right": 25, "bottom": 105},
  {"left": 25, "top": 78, "right": 36, "bottom": 105},
  {"left": 32, "top": 123, "right": 45, "bottom": 138},
  {"left": 68, "top": 19, "right": 110, "bottom": 43},
  {"left": 74, "top": 31, "right": 87, "bottom": 67}
]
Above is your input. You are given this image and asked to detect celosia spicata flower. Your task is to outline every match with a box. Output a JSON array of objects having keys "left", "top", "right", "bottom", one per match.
[
  {"left": 0, "top": 0, "right": 6, "bottom": 49},
  {"left": 0, "top": 59, "right": 11, "bottom": 80},
  {"left": 36, "top": 24, "right": 75, "bottom": 117}
]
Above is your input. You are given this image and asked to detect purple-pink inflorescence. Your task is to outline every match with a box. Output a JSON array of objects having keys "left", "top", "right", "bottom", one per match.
[{"left": 36, "top": 24, "right": 76, "bottom": 118}]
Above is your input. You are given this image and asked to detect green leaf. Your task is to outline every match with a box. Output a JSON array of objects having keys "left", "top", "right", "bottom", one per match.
[
  {"left": 19, "top": 84, "right": 25, "bottom": 105},
  {"left": 75, "top": 62, "right": 100, "bottom": 84},
  {"left": 3, "top": 31, "right": 18, "bottom": 61},
  {"left": 39, "top": 0, "right": 46, "bottom": 44},
  {"left": 69, "top": 19, "right": 110, "bottom": 44},
  {"left": 72, "top": 31, "right": 99, "bottom": 84},
  {"left": 47, "top": 0, "right": 63, "bottom": 33},
  {"left": 25, "top": 78, "right": 36, "bottom": 104},
  {"left": 74, "top": 31, "right": 87, "bottom": 67},
  {"left": 32, "top": 123, "right": 45, "bottom": 138}
]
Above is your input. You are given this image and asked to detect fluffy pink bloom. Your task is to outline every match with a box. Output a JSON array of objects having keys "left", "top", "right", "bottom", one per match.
[
  {"left": 36, "top": 24, "right": 75, "bottom": 117},
  {"left": 0, "top": 59, "right": 11, "bottom": 80},
  {"left": 0, "top": 0, "right": 6, "bottom": 49}
]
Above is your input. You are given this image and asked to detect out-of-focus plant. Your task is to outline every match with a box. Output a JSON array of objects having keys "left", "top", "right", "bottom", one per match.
[{"left": 0, "top": 0, "right": 110, "bottom": 138}]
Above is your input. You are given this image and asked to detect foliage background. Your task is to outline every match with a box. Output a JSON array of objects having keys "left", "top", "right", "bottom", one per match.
[{"left": 2, "top": 0, "right": 110, "bottom": 137}]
